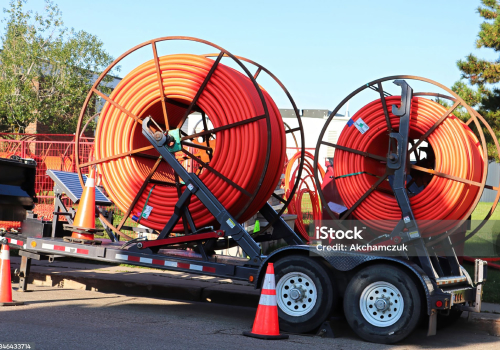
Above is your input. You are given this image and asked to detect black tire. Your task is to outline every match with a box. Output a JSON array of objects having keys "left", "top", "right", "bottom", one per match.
[
  {"left": 343, "top": 264, "right": 422, "bottom": 344},
  {"left": 273, "top": 255, "right": 336, "bottom": 333}
]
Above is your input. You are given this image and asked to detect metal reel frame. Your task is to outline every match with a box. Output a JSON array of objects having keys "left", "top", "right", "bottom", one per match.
[
  {"left": 203, "top": 53, "right": 305, "bottom": 235},
  {"left": 314, "top": 75, "right": 498, "bottom": 247},
  {"left": 75, "top": 37, "right": 274, "bottom": 241}
]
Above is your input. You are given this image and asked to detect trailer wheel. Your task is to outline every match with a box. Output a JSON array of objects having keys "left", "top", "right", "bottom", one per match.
[
  {"left": 273, "top": 255, "right": 335, "bottom": 333},
  {"left": 344, "top": 264, "right": 422, "bottom": 344}
]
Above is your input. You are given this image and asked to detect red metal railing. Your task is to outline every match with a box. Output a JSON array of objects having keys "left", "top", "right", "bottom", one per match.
[{"left": 0, "top": 133, "right": 94, "bottom": 204}]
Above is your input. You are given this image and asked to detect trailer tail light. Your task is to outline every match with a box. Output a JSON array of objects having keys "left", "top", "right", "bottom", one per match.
[
  {"left": 30, "top": 241, "right": 37, "bottom": 248},
  {"left": 435, "top": 300, "right": 443, "bottom": 308},
  {"left": 249, "top": 275, "right": 254, "bottom": 283}
]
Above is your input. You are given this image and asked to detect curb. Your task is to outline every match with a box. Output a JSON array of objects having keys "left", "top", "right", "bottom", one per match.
[{"left": 468, "top": 313, "right": 500, "bottom": 336}]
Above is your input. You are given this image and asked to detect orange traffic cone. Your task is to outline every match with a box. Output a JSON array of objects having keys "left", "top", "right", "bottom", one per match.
[
  {"left": 71, "top": 168, "right": 96, "bottom": 241},
  {"left": 243, "top": 263, "right": 288, "bottom": 340},
  {"left": 0, "top": 241, "right": 24, "bottom": 306}
]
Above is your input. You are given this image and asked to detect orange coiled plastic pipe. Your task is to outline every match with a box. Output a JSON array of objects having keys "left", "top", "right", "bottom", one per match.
[
  {"left": 284, "top": 151, "right": 324, "bottom": 241},
  {"left": 334, "top": 96, "right": 484, "bottom": 237},
  {"left": 96, "top": 54, "right": 285, "bottom": 231}
]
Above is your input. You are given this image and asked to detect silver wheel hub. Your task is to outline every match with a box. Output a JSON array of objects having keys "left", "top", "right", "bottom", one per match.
[
  {"left": 359, "top": 281, "right": 404, "bottom": 327},
  {"left": 276, "top": 272, "right": 317, "bottom": 317},
  {"left": 374, "top": 299, "right": 387, "bottom": 310},
  {"left": 290, "top": 288, "right": 302, "bottom": 301}
]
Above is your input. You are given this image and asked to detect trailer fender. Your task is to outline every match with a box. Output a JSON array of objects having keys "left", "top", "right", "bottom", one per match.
[{"left": 256, "top": 245, "right": 435, "bottom": 314}]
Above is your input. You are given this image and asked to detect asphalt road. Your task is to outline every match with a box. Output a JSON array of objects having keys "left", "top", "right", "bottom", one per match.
[{"left": 1, "top": 286, "right": 499, "bottom": 350}]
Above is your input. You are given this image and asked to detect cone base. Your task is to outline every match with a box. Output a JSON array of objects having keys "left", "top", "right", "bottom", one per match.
[
  {"left": 71, "top": 232, "right": 94, "bottom": 240},
  {"left": 243, "top": 331, "right": 288, "bottom": 340},
  {"left": 0, "top": 300, "right": 24, "bottom": 306}
]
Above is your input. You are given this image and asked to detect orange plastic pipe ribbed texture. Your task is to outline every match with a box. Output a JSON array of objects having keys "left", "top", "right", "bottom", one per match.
[
  {"left": 334, "top": 97, "right": 484, "bottom": 237},
  {"left": 96, "top": 54, "right": 285, "bottom": 231},
  {"left": 284, "top": 151, "right": 324, "bottom": 240}
]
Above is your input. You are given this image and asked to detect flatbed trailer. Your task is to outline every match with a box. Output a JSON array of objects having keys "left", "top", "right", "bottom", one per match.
[{"left": 2, "top": 225, "right": 487, "bottom": 345}]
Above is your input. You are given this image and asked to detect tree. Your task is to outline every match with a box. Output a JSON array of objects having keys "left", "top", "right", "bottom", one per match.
[
  {"left": 451, "top": 0, "right": 500, "bottom": 159},
  {"left": 0, "top": 0, "right": 117, "bottom": 134}
]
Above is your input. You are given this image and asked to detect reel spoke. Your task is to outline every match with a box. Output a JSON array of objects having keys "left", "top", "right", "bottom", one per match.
[
  {"left": 272, "top": 192, "right": 287, "bottom": 204},
  {"left": 163, "top": 96, "right": 203, "bottom": 113},
  {"left": 408, "top": 100, "right": 461, "bottom": 154},
  {"left": 253, "top": 67, "right": 262, "bottom": 79},
  {"left": 181, "top": 148, "right": 252, "bottom": 197},
  {"left": 285, "top": 127, "right": 301, "bottom": 134},
  {"left": 152, "top": 41, "right": 170, "bottom": 130},
  {"left": 92, "top": 88, "right": 142, "bottom": 124},
  {"left": 369, "top": 83, "right": 392, "bottom": 97},
  {"left": 201, "top": 111, "right": 213, "bottom": 161},
  {"left": 79, "top": 145, "right": 157, "bottom": 168},
  {"left": 321, "top": 141, "right": 386, "bottom": 162},
  {"left": 180, "top": 140, "right": 212, "bottom": 152},
  {"left": 176, "top": 51, "right": 225, "bottom": 129},
  {"left": 408, "top": 139, "right": 420, "bottom": 162},
  {"left": 134, "top": 153, "right": 161, "bottom": 161},
  {"left": 181, "top": 114, "right": 266, "bottom": 141},
  {"left": 410, "top": 164, "right": 483, "bottom": 187},
  {"left": 117, "top": 156, "right": 163, "bottom": 230},
  {"left": 340, "top": 172, "right": 389, "bottom": 221},
  {"left": 98, "top": 213, "right": 132, "bottom": 241},
  {"left": 149, "top": 178, "right": 177, "bottom": 186}
]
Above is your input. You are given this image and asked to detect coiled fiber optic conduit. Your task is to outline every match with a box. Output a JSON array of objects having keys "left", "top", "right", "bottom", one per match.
[
  {"left": 96, "top": 54, "right": 285, "bottom": 231},
  {"left": 334, "top": 96, "right": 483, "bottom": 237},
  {"left": 284, "top": 151, "right": 324, "bottom": 241}
]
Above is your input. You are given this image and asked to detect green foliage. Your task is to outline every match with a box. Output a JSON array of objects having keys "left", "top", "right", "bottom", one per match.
[
  {"left": 0, "top": 0, "right": 117, "bottom": 133},
  {"left": 452, "top": 0, "right": 500, "bottom": 159}
]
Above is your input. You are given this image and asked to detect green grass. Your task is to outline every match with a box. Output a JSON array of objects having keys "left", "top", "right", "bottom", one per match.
[
  {"left": 93, "top": 212, "right": 138, "bottom": 231},
  {"left": 463, "top": 261, "right": 500, "bottom": 304},
  {"left": 471, "top": 202, "right": 500, "bottom": 221},
  {"left": 464, "top": 202, "right": 500, "bottom": 258}
]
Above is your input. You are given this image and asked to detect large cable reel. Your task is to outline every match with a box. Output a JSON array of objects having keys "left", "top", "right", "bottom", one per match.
[
  {"left": 75, "top": 37, "right": 304, "bottom": 242},
  {"left": 315, "top": 75, "right": 500, "bottom": 246}
]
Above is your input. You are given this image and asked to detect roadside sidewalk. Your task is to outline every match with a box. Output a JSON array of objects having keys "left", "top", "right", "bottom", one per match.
[
  {"left": 469, "top": 302, "right": 500, "bottom": 336},
  {"left": 9, "top": 256, "right": 260, "bottom": 307}
]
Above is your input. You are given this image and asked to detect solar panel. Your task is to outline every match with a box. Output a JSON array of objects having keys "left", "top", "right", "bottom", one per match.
[{"left": 47, "top": 170, "right": 112, "bottom": 206}]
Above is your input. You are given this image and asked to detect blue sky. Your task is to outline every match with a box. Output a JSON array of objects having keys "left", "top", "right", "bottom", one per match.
[{"left": 8, "top": 0, "right": 498, "bottom": 111}]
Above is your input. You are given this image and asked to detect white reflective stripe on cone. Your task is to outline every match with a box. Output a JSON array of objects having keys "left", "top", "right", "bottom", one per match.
[
  {"left": 263, "top": 274, "right": 276, "bottom": 289},
  {"left": 259, "top": 294, "right": 277, "bottom": 306},
  {"left": 1, "top": 248, "right": 9, "bottom": 260},
  {"left": 85, "top": 178, "right": 95, "bottom": 187}
]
